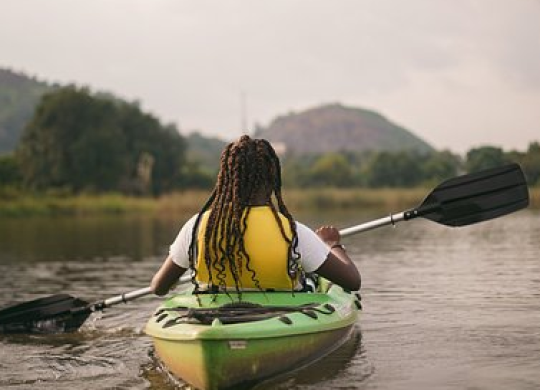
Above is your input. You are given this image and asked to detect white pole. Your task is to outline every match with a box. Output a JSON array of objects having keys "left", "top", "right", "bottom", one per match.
[{"left": 339, "top": 212, "right": 406, "bottom": 237}]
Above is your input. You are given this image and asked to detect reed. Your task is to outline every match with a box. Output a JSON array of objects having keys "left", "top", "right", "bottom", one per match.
[
  {"left": 0, "top": 191, "right": 157, "bottom": 216},
  {"left": 155, "top": 188, "right": 428, "bottom": 214},
  {"left": 1, "top": 187, "right": 538, "bottom": 217},
  {"left": 281, "top": 188, "right": 427, "bottom": 211},
  {"left": 154, "top": 190, "right": 212, "bottom": 216}
]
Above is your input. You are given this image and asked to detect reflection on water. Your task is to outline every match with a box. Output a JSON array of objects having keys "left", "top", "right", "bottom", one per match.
[
  {"left": 259, "top": 328, "right": 372, "bottom": 390},
  {"left": 0, "top": 214, "right": 182, "bottom": 263},
  {"left": 0, "top": 210, "right": 539, "bottom": 389}
]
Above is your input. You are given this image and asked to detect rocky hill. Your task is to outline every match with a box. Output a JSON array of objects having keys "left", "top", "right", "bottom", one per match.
[
  {"left": 256, "top": 103, "right": 434, "bottom": 155},
  {"left": 0, "top": 68, "right": 55, "bottom": 154}
]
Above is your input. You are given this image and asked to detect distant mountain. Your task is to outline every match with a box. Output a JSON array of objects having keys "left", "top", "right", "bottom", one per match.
[
  {"left": 0, "top": 68, "right": 55, "bottom": 154},
  {"left": 256, "top": 103, "right": 434, "bottom": 155}
]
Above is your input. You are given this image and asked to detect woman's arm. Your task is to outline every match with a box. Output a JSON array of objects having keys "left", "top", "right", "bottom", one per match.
[
  {"left": 151, "top": 256, "right": 188, "bottom": 296},
  {"left": 151, "top": 215, "right": 198, "bottom": 296},
  {"left": 314, "top": 226, "right": 361, "bottom": 291}
]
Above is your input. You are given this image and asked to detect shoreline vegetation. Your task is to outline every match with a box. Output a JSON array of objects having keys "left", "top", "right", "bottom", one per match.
[{"left": 1, "top": 187, "right": 539, "bottom": 217}]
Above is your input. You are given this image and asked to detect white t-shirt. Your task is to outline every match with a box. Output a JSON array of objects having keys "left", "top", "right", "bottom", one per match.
[{"left": 169, "top": 214, "right": 330, "bottom": 273}]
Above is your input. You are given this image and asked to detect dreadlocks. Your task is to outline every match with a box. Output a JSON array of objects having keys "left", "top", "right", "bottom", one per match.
[{"left": 187, "top": 135, "right": 300, "bottom": 295}]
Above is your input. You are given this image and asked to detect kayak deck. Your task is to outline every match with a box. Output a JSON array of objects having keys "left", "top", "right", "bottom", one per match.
[{"left": 145, "top": 284, "right": 361, "bottom": 389}]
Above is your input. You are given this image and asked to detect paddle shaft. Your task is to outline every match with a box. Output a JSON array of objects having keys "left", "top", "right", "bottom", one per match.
[
  {"left": 90, "top": 216, "right": 376, "bottom": 311},
  {"left": 96, "top": 214, "right": 405, "bottom": 307},
  {"left": 90, "top": 214, "right": 380, "bottom": 310},
  {"left": 92, "top": 273, "right": 192, "bottom": 311},
  {"left": 339, "top": 212, "right": 406, "bottom": 236}
]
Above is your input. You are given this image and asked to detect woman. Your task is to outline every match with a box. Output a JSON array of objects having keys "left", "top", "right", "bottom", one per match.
[{"left": 151, "top": 135, "right": 360, "bottom": 296}]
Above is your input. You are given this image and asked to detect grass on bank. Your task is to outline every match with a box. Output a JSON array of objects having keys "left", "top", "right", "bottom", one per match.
[
  {"left": 0, "top": 191, "right": 156, "bottom": 216},
  {"left": 1, "top": 187, "right": 539, "bottom": 217}
]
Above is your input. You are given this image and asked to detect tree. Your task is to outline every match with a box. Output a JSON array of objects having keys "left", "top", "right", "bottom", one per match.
[
  {"left": 17, "top": 86, "right": 187, "bottom": 195},
  {"left": 465, "top": 146, "right": 508, "bottom": 173},
  {"left": 520, "top": 142, "right": 540, "bottom": 186},
  {"left": 363, "top": 151, "right": 424, "bottom": 187},
  {"left": 0, "top": 154, "right": 21, "bottom": 186},
  {"left": 308, "top": 153, "right": 354, "bottom": 187},
  {"left": 117, "top": 102, "right": 186, "bottom": 194},
  {"left": 281, "top": 156, "right": 313, "bottom": 188},
  {"left": 422, "top": 150, "right": 461, "bottom": 184}
]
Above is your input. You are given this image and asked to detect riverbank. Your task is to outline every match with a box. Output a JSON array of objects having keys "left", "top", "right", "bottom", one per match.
[{"left": 1, "top": 187, "right": 538, "bottom": 217}]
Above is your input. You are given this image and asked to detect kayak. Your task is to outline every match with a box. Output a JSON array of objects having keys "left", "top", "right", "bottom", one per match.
[{"left": 145, "top": 281, "right": 361, "bottom": 390}]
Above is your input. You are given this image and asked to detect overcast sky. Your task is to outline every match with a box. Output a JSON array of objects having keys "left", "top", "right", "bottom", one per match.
[{"left": 1, "top": 0, "right": 539, "bottom": 153}]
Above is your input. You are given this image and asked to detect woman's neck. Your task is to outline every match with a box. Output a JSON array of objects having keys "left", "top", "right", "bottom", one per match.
[{"left": 248, "top": 189, "right": 272, "bottom": 206}]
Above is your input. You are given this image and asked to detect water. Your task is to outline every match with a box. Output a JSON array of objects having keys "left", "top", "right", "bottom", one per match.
[{"left": 0, "top": 210, "right": 539, "bottom": 389}]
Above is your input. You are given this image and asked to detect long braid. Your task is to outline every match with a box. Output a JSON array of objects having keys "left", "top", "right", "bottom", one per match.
[
  {"left": 189, "top": 144, "right": 231, "bottom": 291},
  {"left": 188, "top": 135, "right": 300, "bottom": 295},
  {"left": 258, "top": 139, "right": 301, "bottom": 284},
  {"left": 235, "top": 140, "right": 262, "bottom": 290},
  {"left": 210, "top": 144, "right": 232, "bottom": 292},
  {"left": 188, "top": 188, "right": 216, "bottom": 294},
  {"left": 223, "top": 145, "right": 242, "bottom": 293}
]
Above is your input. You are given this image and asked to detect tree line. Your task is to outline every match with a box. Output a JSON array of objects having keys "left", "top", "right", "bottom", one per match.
[
  {"left": 0, "top": 86, "right": 538, "bottom": 194},
  {"left": 1, "top": 86, "right": 208, "bottom": 195},
  {"left": 280, "top": 144, "right": 540, "bottom": 188}
]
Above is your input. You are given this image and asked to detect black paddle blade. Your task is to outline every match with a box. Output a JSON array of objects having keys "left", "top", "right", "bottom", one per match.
[
  {"left": 0, "top": 294, "right": 91, "bottom": 334},
  {"left": 411, "top": 163, "right": 529, "bottom": 227}
]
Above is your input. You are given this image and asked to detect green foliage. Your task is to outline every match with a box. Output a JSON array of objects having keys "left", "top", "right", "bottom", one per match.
[
  {"left": 0, "top": 68, "right": 53, "bottom": 153},
  {"left": 177, "top": 160, "right": 215, "bottom": 189},
  {"left": 308, "top": 153, "right": 354, "bottom": 187},
  {"left": 186, "top": 132, "right": 227, "bottom": 173},
  {"left": 421, "top": 150, "right": 461, "bottom": 184},
  {"left": 281, "top": 156, "right": 312, "bottom": 188},
  {"left": 282, "top": 149, "right": 462, "bottom": 189},
  {"left": 0, "top": 154, "right": 22, "bottom": 186},
  {"left": 508, "top": 142, "right": 540, "bottom": 186},
  {"left": 363, "top": 151, "right": 425, "bottom": 187},
  {"left": 522, "top": 142, "right": 540, "bottom": 186},
  {"left": 464, "top": 143, "right": 540, "bottom": 186},
  {"left": 465, "top": 146, "right": 509, "bottom": 173},
  {"left": 16, "top": 86, "right": 187, "bottom": 195}
]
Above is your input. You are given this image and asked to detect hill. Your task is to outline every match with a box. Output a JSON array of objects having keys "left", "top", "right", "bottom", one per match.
[
  {"left": 256, "top": 103, "right": 434, "bottom": 155},
  {"left": 0, "top": 68, "right": 55, "bottom": 154},
  {"left": 0, "top": 68, "right": 228, "bottom": 165}
]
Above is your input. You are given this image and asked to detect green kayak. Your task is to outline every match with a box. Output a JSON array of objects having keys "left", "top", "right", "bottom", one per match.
[{"left": 145, "top": 281, "right": 361, "bottom": 390}]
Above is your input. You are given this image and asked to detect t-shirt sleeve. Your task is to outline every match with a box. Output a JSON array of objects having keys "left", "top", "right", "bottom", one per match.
[
  {"left": 169, "top": 214, "right": 199, "bottom": 269},
  {"left": 295, "top": 221, "right": 331, "bottom": 273}
]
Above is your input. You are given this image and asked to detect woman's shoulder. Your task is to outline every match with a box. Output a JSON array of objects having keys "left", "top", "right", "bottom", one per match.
[{"left": 294, "top": 220, "right": 313, "bottom": 232}]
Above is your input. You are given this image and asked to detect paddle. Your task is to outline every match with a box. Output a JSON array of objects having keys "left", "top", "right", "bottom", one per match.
[
  {"left": 0, "top": 163, "right": 529, "bottom": 334},
  {"left": 0, "top": 273, "right": 192, "bottom": 334},
  {"left": 340, "top": 163, "right": 529, "bottom": 236}
]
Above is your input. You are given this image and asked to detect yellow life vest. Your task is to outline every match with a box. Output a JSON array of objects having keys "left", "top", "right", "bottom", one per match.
[{"left": 195, "top": 206, "right": 294, "bottom": 290}]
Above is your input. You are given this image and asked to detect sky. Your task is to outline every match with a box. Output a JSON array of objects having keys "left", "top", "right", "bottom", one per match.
[{"left": 1, "top": 0, "right": 539, "bottom": 154}]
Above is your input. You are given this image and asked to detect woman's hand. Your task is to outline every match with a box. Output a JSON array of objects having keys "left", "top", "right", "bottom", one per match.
[
  {"left": 314, "top": 225, "right": 361, "bottom": 291},
  {"left": 315, "top": 225, "right": 341, "bottom": 248},
  {"left": 151, "top": 256, "right": 187, "bottom": 296}
]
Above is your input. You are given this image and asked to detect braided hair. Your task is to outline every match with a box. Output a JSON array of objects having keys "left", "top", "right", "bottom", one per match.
[{"left": 187, "top": 135, "right": 300, "bottom": 295}]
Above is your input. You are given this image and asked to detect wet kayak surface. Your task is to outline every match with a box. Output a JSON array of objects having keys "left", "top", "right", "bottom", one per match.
[{"left": 1, "top": 210, "right": 539, "bottom": 389}]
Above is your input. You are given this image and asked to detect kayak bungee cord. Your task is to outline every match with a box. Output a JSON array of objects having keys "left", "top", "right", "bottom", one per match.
[{"left": 153, "top": 301, "right": 346, "bottom": 327}]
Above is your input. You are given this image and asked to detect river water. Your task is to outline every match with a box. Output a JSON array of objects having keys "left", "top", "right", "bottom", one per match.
[{"left": 0, "top": 209, "right": 539, "bottom": 390}]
